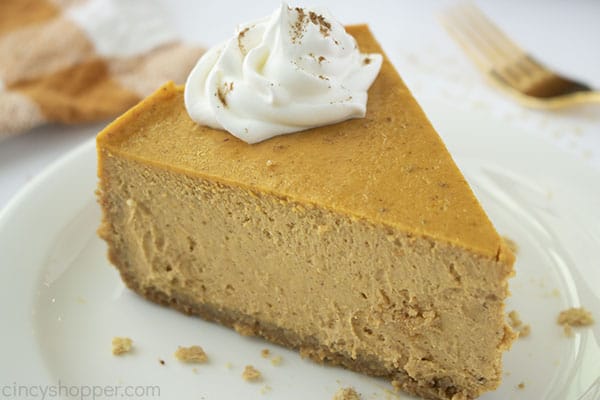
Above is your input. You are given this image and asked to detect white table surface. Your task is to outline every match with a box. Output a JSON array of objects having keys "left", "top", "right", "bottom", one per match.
[{"left": 1, "top": 0, "right": 599, "bottom": 212}]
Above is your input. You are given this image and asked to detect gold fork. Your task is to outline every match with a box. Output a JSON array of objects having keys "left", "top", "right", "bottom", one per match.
[{"left": 440, "top": 3, "right": 600, "bottom": 108}]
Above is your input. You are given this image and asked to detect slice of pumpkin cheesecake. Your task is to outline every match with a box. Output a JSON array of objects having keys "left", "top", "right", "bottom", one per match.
[{"left": 96, "top": 23, "right": 515, "bottom": 400}]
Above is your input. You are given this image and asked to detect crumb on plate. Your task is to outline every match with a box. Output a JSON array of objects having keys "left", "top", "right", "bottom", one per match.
[
  {"left": 508, "top": 310, "right": 522, "bottom": 328},
  {"left": 112, "top": 337, "right": 133, "bottom": 355},
  {"left": 557, "top": 307, "right": 594, "bottom": 337},
  {"left": 271, "top": 355, "right": 282, "bottom": 366},
  {"left": 507, "top": 310, "right": 531, "bottom": 339},
  {"left": 260, "top": 384, "right": 272, "bottom": 394},
  {"left": 174, "top": 345, "right": 208, "bottom": 363},
  {"left": 518, "top": 324, "right": 531, "bottom": 338},
  {"left": 333, "top": 387, "right": 361, "bottom": 400},
  {"left": 242, "top": 365, "right": 261, "bottom": 382}
]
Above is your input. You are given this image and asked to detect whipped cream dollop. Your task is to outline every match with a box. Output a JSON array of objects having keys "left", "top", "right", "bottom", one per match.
[{"left": 184, "top": 4, "right": 382, "bottom": 144}]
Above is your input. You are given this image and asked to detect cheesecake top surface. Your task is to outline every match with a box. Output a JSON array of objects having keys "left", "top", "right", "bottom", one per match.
[{"left": 97, "top": 25, "right": 507, "bottom": 259}]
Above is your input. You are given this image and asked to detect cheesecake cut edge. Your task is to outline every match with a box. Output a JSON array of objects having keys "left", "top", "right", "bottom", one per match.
[{"left": 97, "top": 150, "right": 516, "bottom": 400}]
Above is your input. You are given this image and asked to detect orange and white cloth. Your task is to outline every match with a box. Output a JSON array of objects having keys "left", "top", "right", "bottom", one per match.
[{"left": 0, "top": 0, "right": 203, "bottom": 140}]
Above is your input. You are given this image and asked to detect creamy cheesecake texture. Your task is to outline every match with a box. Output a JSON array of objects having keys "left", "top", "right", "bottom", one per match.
[{"left": 97, "top": 25, "right": 515, "bottom": 400}]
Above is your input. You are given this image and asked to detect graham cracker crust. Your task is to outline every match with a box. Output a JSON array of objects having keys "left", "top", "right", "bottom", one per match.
[{"left": 112, "top": 263, "right": 468, "bottom": 400}]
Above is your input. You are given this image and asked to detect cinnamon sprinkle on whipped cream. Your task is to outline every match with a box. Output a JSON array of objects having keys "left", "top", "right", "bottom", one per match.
[{"left": 184, "top": 4, "right": 382, "bottom": 144}]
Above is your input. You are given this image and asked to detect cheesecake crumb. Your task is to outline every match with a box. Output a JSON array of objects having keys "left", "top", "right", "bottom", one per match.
[
  {"left": 174, "top": 345, "right": 208, "bottom": 363},
  {"left": 391, "top": 380, "right": 402, "bottom": 392},
  {"left": 192, "top": 367, "right": 198, "bottom": 374},
  {"left": 557, "top": 307, "right": 594, "bottom": 337},
  {"left": 261, "top": 348, "right": 270, "bottom": 358},
  {"left": 517, "top": 382, "right": 525, "bottom": 389},
  {"left": 260, "top": 384, "right": 272, "bottom": 394},
  {"left": 502, "top": 236, "right": 518, "bottom": 254},
  {"left": 558, "top": 307, "right": 594, "bottom": 326},
  {"left": 507, "top": 310, "right": 531, "bottom": 338},
  {"left": 111, "top": 337, "right": 132, "bottom": 355},
  {"left": 242, "top": 365, "right": 262, "bottom": 382},
  {"left": 519, "top": 324, "right": 531, "bottom": 338},
  {"left": 271, "top": 355, "right": 282, "bottom": 366},
  {"left": 159, "top": 359, "right": 165, "bottom": 366},
  {"left": 333, "top": 387, "right": 361, "bottom": 400}
]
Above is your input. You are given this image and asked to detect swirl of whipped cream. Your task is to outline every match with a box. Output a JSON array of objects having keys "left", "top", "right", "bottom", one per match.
[{"left": 184, "top": 4, "right": 382, "bottom": 144}]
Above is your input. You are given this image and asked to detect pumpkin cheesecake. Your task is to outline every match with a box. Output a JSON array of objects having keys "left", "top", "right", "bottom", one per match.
[{"left": 96, "top": 21, "right": 515, "bottom": 400}]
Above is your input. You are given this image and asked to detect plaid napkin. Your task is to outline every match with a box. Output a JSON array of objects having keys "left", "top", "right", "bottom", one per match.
[{"left": 0, "top": 0, "right": 203, "bottom": 140}]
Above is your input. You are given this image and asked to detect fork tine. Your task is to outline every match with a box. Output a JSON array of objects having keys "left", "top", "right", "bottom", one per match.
[
  {"left": 441, "top": 2, "right": 600, "bottom": 106},
  {"left": 453, "top": 4, "right": 525, "bottom": 86},
  {"left": 450, "top": 4, "right": 505, "bottom": 65},
  {"left": 442, "top": 3, "right": 537, "bottom": 88},
  {"left": 459, "top": 3, "right": 548, "bottom": 78},
  {"left": 440, "top": 6, "right": 523, "bottom": 87},
  {"left": 439, "top": 10, "right": 494, "bottom": 72},
  {"left": 452, "top": 4, "right": 511, "bottom": 65},
  {"left": 460, "top": 3, "right": 523, "bottom": 60}
]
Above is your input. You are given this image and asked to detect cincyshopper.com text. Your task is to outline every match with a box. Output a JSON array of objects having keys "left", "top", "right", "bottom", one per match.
[{"left": 1, "top": 381, "right": 160, "bottom": 399}]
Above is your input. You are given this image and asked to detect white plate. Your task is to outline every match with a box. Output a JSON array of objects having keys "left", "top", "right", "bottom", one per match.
[{"left": 1, "top": 101, "right": 599, "bottom": 400}]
